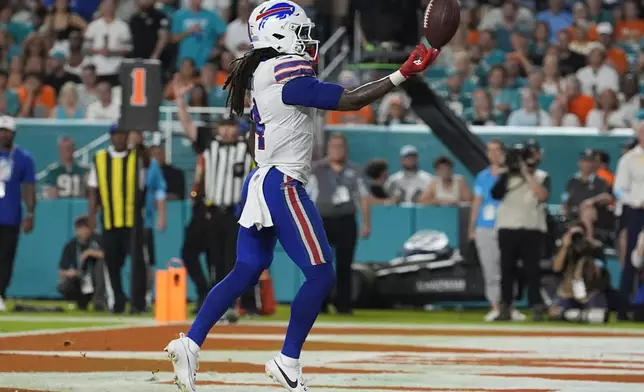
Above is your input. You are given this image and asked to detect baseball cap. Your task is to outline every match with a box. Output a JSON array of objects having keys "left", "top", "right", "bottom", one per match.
[
  {"left": 524, "top": 138, "right": 542, "bottom": 152},
  {"left": 579, "top": 148, "right": 595, "bottom": 160},
  {"left": 0, "top": 115, "right": 16, "bottom": 132},
  {"left": 596, "top": 22, "right": 613, "bottom": 35},
  {"left": 400, "top": 145, "right": 418, "bottom": 157},
  {"left": 109, "top": 124, "right": 127, "bottom": 133}
]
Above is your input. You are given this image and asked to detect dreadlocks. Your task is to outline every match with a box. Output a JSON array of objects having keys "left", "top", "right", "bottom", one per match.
[{"left": 223, "top": 48, "right": 281, "bottom": 117}]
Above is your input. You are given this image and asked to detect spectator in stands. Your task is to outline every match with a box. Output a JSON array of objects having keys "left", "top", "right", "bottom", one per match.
[
  {"left": 562, "top": 149, "right": 613, "bottom": 240},
  {"left": 527, "top": 70, "right": 555, "bottom": 112},
  {"left": 586, "top": 89, "right": 626, "bottom": 131},
  {"left": 188, "top": 83, "right": 208, "bottom": 108},
  {"left": 171, "top": 0, "right": 227, "bottom": 70},
  {"left": 42, "top": 0, "right": 87, "bottom": 54},
  {"left": 0, "top": 5, "right": 33, "bottom": 45},
  {"left": 44, "top": 51, "right": 80, "bottom": 94},
  {"left": 596, "top": 23, "right": 628, "bottom": 74},
  {"left": 212, "top": 50, "right": 234, "bottom": 86},
  {"left": 616, "top": 73, "right": 641, "bottom": 127},
  {"left": 478, "top": 30, "right": 506, "bottom": 67},
  {"left": 452, "top": 50, "right": 480, "bottom": 88},
  {"left": 529, "top": 21, "right": 550, "bottom": 65},
  {"left": 382, "top": 95, "right": 415, "bottom": 126},
  {"left": 587, "top": 0, "right": 614, "bottom": 25},
  {"left": 42, "top": 136, "right": 88, "bottom": 199},
  {"left": 503, "top": 56, "right": 525, "bottom": 88},
  {"left": 555, "top": 29, "right": 586, "bottom": 76},
  {"left": 464, "top": 88, "right": 505, "bottom": 125},
  {"left": 50, "top": 81, "right": 84, "bottom": 119},
  {"left": 149, "top": 145, "right": 185, "bottom": 200},
  {"left": 576, "top": 43, "right": 619, "bottom": 98},
  {"left": 24, "top": 55, "right": 45, "bottom": 75},
  {"left": 568, "top": 3, "right": 594, "bottom": 40},
  {"left": 478, "top": 0, "right": 535, "bottom": 33},
  {"left": 594, "top": 150, "right": 615, "bottom": 188},
  {"left": 0, "top": 70, "right": 19, "bottom": 116},
  {"left": 0, "top": 31, "right": 21, "bottom": 69},
  {"left": 615, "top": 0, "right": 644, "bottom": 42},
  {"left": 549, "top": 100, "right": 581, "bottom": 127},
  {"left": 199, "top": 61, "right": 226, "bottom": 107},
  {"left": 364, "top": 159, "right": 399, "bottom": 204},
  {"left": 84, "top": 0, "right": 132, "bottom": 86},
  {"left": 377, "top": 91, "right": 413, "bottom": 125},
  {"left": 7, "top": 55, "right": 22, "bottom": 88},
  {"left": 507, "top": 31, "right": 533, "bottom": 76},
  {"left": 491, "top": 1, "right": 525, "bottom": 53},
  {"left": 420, "top": 156, "right": 472, "bottom": 206},
  {"left": 542, "top": 54, "right": 564, "bottom": 95},
  {"left": 76, "top": 64, "right": 98, "bottom": 108},
  {"left": 508, "top": 89, "right": 552, "bottom": 126},
  {"left": 164, "top": 58, "right": 197, "bottom": 100},
  {"left": 569, "top": 23, "right": 592, "bottom": 56},
  {"left": 65, "top": 31, "right": 89, "bottom": 76},
  {"left": 129, "top": 0, "right": 169, "bottom": 63},
  {"left": 17, "top": 73, "right": 56, "bottom": 118},
  {"left": 385, "top": 145, "right": 433, "bottom": 204},
  {"left": 224, "top": 0, "right": 251, "bottom": 59},
  {"left": 487, "top": 65, "right": 518, "bottom": 115},
  {"left": 179, "top": 0, "right": 233, "bottom": 22},
  {"left": 536, "top": 0, "right": 572, "bottom": 42},
  {"left": 560, "top": 75, "right": 595, "bottom": 125},
  {"left": 85, "top": 80, "right": 119, "bottom": 121},
  {"left": 327, "top": 70, "right": 375, "bottom": 125},
  {"left": 57, "top": 215, "right": 106, "bottom": 311}
]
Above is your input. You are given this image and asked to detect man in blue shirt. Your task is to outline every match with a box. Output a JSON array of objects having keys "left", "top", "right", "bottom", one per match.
[
  {"left": 171, "top": 0, "right": 227, "bottom": 69},
  {"left": 0, "top": 115, "right": 36, "bottom": 311},
  {"left": 536, "top": 0, "right": 573, "bottom": 43},
  {"left": 468, "top": 139, "right": 525, "bottom": 322}
]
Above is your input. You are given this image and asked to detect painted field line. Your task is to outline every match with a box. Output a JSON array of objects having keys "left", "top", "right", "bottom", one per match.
[{"left": 0, "top": 315, "right": 159, "bottom": 324}]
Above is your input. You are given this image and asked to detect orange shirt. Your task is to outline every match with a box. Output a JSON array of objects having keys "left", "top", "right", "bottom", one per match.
[
  {"left": 17, "top": 85, "right": 56, "bottom": 110},
  {"left": 568, "top": 94, "right": 595, "bottom": 125},
  {"left": 326, "top": 106, "right": 375, "bottom": 125},
  {"left": 606, "top": 47, "right": 628, "bottom": 74},
  {"left": 467, "top": 30, "right": 479, "bottom": 46},
  {"left": 596, "top": 167, "right": 614, "bottom": 188},
  {"left": 215, "top": 71, "right": 229, "bottom": 87},
  {"left": 616, "top": 20, "right": 644, "bottom": 41}
]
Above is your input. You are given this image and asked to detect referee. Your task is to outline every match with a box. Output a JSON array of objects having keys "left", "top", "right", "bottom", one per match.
[{"left": 174, "top": 82, "right": 253, "bottom": 312}]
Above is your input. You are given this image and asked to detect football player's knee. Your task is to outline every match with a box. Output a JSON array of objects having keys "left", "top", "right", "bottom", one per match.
[
  {"left": 307, "top": 262, "right": 336, "bottom": 292},
  {"left": 231, "top": 260, "right": 264, "bottom": 286}
]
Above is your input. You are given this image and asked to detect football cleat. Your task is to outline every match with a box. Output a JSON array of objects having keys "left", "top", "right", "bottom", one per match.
[
  {"left": 165, "top": 333, "right": 200, "bottom": 392},
  {"left": 266, "top": 356, "right": 309, "bottom": 391}
]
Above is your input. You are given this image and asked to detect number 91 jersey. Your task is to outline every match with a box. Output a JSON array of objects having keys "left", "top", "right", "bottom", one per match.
[{"left": 250, "top": 55, "right": 318, "bottom": 185}]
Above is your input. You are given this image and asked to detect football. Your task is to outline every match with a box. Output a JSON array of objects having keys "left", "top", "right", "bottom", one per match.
[{"left": 423, "top": 0, "right": 461, "bottom": 49}]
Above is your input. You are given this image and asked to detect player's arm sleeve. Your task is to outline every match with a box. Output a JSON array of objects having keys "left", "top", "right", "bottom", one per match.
[
  {"left": 87, "top": 163, "right": 98, "bottom": 188},
  {"left": 281, "top": 76, "right": 345, "bottom": 111}
]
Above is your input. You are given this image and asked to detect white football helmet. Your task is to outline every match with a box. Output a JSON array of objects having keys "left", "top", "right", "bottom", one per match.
[{"left": 248, "top": 0, "right": 319, "bottom": 61}]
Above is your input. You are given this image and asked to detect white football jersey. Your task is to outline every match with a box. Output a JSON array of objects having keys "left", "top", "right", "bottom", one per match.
[{"left": 250, "top": 55, "right": 318, "bottom": 184}]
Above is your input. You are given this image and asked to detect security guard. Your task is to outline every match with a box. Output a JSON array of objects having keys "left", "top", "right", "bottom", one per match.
[
  {"left": 88, "top": 125, "right": 146, "bottom": 314},
  {"left": 307, "top": 133, "right": 372, "bottom": 314}
]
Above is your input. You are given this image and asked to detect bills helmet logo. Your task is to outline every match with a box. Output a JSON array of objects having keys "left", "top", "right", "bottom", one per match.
[{"left": 256, "top": 2, "right": 296, "bottom": 30}]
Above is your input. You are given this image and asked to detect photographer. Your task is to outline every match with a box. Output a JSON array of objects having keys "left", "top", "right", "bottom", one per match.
[
  {"left": 491, "top": 143, "right": 550, "bottom": 321},
  {"left": 550, "top": 224, "right": 609, "bottom": 323}
]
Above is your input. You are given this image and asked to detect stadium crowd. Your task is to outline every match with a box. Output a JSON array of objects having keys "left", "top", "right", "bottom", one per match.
[{"left": 0, "top": 0, "right": 642, "bottom": 321}]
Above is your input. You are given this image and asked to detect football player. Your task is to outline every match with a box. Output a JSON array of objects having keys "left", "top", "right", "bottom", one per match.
[{"left": 165, "top": 1, "right": 440, "bottom": 391}]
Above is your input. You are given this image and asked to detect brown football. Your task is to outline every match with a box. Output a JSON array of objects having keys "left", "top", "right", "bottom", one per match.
[{"left": 423, "top": 0, "right": 461, "bottom": 49}]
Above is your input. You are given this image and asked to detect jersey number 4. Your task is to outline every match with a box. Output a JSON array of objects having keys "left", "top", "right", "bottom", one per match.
[{"left": 251, "top": 99, "right": 265, "bottom": 150}]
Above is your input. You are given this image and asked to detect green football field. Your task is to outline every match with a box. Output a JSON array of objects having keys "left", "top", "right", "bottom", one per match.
[{"left": 1, "top": 299, "right": 643, "bottom": 332}]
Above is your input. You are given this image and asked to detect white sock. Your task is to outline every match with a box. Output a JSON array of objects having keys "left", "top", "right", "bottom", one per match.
[{"left": 280, "top": 353, "right": 300, "bottom": 368}]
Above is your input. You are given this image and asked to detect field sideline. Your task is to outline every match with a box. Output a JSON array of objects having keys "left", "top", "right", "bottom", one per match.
[{"left": 1, "top": 301, "right": 644, "bottom": 391}]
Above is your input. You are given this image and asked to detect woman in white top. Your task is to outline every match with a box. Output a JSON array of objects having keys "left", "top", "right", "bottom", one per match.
[
  {"left": 585, "top": 88, "right": 626, "bottom": 131},
  {"left": 542, "top": 54, "right": 564, "bottom": 96},
  {"left": 549, "top": 101, "right": 581, "bottom": 127},
  {"left": 420, "top": 156, "right": 472, "bottom": 206}
]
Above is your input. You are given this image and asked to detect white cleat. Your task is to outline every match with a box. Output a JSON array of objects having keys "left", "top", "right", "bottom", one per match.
[
  {"left": 164, "top": 333, "right": 200, "bottom": 392},
  {"left": 0, "top": 296, "right": 7, "bottom": 312},
  {"left": 511, "top": 309, "right": 527, "bottom": 321},
  {"left": 266, "top": 356, "right": 309, "bottom": 392},
  {"left": 483, "top": 309, "right": 499, "bottom": 322}
]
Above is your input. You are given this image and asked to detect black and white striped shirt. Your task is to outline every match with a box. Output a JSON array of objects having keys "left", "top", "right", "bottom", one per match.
[{"left": 196, "top": 134, "right": 253, "bottom": 208}]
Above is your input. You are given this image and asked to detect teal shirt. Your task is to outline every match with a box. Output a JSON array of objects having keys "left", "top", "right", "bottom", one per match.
[
  {"left": 538, "top": 93, "right": 555, "bottom": 111},
  {"left": 490, "top": 88, "right": 521, "bottom": 111},
  {"left": 0, "top": 22, "right": 33, "bottom": 44},
  {"left": 171, "top": 8, "right": 226, "bottom": 68},
  {"left": 482, "top": 49, "right": 506, "bottom": 67},
  {"left": 207, "top": 86, "right": 227, "bottom": 107},
  {"left": 144, "top": 159, "right": 167, "bottom": 229},
  {"left": 3, "top": 89, "right": 19, "bottom": 116}
]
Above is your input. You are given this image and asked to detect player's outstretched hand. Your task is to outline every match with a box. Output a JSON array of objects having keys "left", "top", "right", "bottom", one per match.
[{"left": 399, "top": 44, "right": 440, "bottom": 78}]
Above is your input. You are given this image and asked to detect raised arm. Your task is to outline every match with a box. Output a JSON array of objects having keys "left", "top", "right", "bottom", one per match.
[
  {"left": 282, "top": 44, "right": 440, "bottom": 112},
  {"left": 173, "top": 79, "right": 198, "bottom": 141}
]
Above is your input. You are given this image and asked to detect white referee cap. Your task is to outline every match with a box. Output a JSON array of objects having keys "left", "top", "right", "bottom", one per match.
[{"left": 0, "top": 115, "right": 16, "bottom": 132}]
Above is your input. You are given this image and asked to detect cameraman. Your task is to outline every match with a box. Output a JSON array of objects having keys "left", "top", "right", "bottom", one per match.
[
  {"left": 491, "top": 143, "right": 550, "bottom": 321},
  {"left": 550, "top": 224, "right": 609, "bottom": 323}
]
